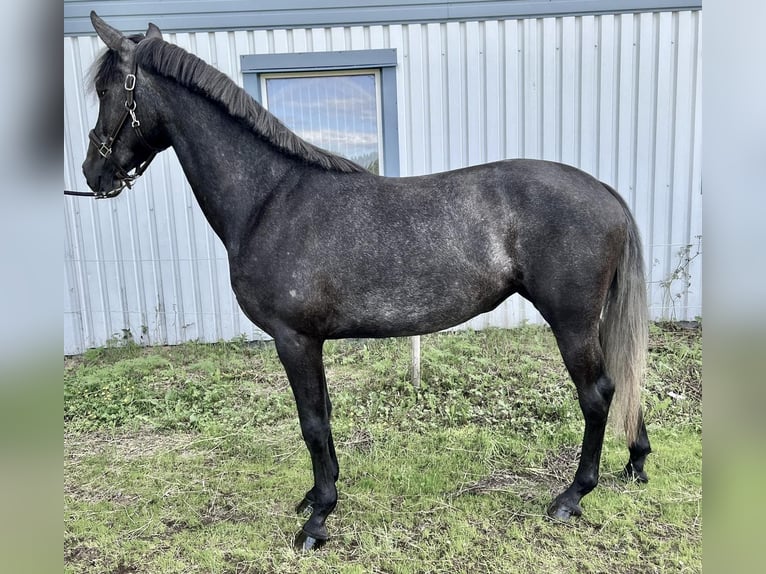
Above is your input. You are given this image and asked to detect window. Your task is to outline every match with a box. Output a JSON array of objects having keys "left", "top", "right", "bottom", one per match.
[
  {"left": 241, "top": 49, "right": 399, "bottom": 176},
  {"left": 261, "top": 70, "right": 382, "bottom": 173}
]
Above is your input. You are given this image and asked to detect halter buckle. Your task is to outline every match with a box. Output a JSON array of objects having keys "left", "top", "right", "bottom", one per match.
[
  {"left": 97, "top": 142, "right": 112, "bottom": 158},
  {"left": 124, "top": 74, "right": 136, "bottom": 91}
]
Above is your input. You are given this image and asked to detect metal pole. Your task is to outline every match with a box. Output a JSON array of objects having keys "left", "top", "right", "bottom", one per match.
[{"left": 410, "top": 335, "right": 421, "bottom": 388}]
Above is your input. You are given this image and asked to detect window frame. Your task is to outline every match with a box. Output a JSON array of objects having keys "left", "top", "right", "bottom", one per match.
[
  {"left": 259, "top": 68, "right": 386, "bottom": 174},
  {"left": 241, "top": 49, "right": 400, "bottom": 176}
]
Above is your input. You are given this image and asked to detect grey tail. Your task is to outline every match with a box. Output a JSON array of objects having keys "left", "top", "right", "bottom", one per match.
[{"left": 600, "top": 184, "right": 648, "bottom": 446}]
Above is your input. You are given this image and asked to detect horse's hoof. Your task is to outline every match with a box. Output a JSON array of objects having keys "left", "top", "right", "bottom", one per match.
[
  {"left": 623, "top": 462, "right": 649, "bottom": 483},
  {"left": 547, "top": 500, "right": 582, "bottom": 522},
  {"left": 294, "top": 529, "right": 326, "bottom": 551}
]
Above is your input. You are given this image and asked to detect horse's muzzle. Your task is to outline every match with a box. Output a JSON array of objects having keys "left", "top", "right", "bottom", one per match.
[{"left": 82, "top": 155, "right": 119, "bottom": 197}]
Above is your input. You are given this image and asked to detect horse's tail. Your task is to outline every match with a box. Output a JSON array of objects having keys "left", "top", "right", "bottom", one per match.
[{"left": 600, "top": 184, "right": 648, "bottom": 446}]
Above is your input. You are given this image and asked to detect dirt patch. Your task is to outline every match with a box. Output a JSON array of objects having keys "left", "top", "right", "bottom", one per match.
[
  {"left": 201, "top": 497, "right": 254, "bottom": 525},
  {"left": 65, "top": 430, "right": 203, "bottom": 462},
  {"left": 454, "top": 469, "right": 540, "bottom": 496},
  {"left": 113, "top": 561, "right": 138, "bottom": 574},
  {"left": 159, "top": 498, "right": 254, "bottom": 536},
  {"left": 65, "top": 544, "right": 136, "bottom": 573},
  {"left": 66, "top": 482, "right": 142, "bottom": 505},
  {"left": 540, "top": 444, "right": 580, "bottom": 483},
  {"left": 454, "top": 444, "right": 581, "bottom": 499},
  {"left": 341, "top": 427, "right": 375, "bottom": 453},
  {"left": 65, "top": 544, "right": 101, "bottom": 567}
]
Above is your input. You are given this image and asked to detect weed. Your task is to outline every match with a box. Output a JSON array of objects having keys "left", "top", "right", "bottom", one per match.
[{"left": 658, "top": 236, "right": 702, "bottom": 321}]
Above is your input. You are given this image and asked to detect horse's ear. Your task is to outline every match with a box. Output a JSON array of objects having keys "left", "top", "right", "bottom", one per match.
[
  {"left": 90, "top": 11, "right": 126, "bottom": 51},
  {"left": 146, "top": 22, "right": 163, "bottom": 40}
]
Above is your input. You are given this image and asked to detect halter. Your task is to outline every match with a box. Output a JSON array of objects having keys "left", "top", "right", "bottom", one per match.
[{"left": 66, "top": 54, "right": 160, "bottom": 199}]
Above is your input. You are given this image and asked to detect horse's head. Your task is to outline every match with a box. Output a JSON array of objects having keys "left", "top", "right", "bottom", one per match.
[{"left": 82, "top": 12, "right": 164, "bottom": 198}]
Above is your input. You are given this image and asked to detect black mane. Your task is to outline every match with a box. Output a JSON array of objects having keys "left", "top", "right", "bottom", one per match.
[{"left": 107, "top": 37, "right": 366, "bottom": 173}]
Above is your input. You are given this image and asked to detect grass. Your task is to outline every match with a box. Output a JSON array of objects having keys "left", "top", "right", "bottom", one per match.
[{"left": 64, "top": 323, "right": 702, "bottom": 573}]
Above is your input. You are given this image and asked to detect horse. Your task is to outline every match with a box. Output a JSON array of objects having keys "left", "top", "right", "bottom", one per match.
[{"left": 81, "top": 12, "right": 652, "bottom": 550}]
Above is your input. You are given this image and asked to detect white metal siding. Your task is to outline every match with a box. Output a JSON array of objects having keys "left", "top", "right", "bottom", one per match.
[{"left": 64, "top": 11, "right": 702, "bottom": 354}]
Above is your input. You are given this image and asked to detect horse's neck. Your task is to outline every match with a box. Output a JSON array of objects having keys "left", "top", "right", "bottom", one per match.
[{"left": 157, "top": 81, "right": 298, "bottom": 253}]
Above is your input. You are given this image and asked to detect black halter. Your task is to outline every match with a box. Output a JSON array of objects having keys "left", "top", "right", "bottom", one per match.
[{"left": 66, "top": 55, "right": 160, "bottom": 199}]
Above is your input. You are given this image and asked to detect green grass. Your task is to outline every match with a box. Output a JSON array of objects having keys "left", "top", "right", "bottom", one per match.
[{"left": 65, "top": 323, "right": 702, "bottom": 573}]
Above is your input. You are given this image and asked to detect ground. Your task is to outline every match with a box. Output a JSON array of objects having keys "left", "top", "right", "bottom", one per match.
[{"left": 65, "top": 323, "right": 701, "bottom": 573}]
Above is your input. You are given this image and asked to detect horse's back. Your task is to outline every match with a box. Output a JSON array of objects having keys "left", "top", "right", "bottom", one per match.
[{"left": 232, "top": 159, "right": 629, "bottom": 338}]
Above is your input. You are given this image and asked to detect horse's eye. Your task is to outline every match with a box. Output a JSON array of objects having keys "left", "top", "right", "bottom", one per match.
[{"left": 97, "top": 89, "right": 108, "bottom": 99}]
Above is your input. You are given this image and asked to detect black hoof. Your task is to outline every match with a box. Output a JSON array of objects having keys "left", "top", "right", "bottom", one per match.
[
  {"left": 623, "top": 462, "right": 649, "bottom": 483},
  {"left": 294, "top": 529, "right": 327, "bottom": 551},
  {"left": 547, "top": 499, "right": 583, "bottom": 521}
]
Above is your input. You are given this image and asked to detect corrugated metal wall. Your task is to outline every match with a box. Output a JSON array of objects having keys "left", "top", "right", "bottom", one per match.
[{"left": 64, "top": 11, "right": 702, "bottom": 354}]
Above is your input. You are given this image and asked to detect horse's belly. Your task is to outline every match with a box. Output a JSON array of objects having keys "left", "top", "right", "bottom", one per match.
[{"left": 328, "top": 276, "right": 515, "bottom": 338}]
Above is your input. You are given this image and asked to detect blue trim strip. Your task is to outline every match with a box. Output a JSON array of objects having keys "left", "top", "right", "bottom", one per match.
[
  {"left": 380, "top": 66, "right": 400, "bottom": 177},
  {"left": 242, "top": 50, "right": 398, "bottom": 73},
  {"left": 65, "top": 1, "right": 702, "bottom": 35}
]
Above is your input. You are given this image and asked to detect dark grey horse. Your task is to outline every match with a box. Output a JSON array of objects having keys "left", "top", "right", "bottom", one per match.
[{"left": 81, "top": 12, "right": 652, "bottom": 550}]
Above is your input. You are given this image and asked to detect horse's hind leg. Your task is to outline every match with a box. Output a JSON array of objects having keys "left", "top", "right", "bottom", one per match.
[
  {"left": 274, "top": 331, "right": 338, "bottom": 549},
  {"left": 546, "top": 322, "right": 614, "bottom": 520},
  {"left": 624, "top": 411, "right": 651, "bottom": 482}
]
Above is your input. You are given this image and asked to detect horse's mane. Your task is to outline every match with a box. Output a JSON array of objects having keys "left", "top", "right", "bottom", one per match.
[{"left": 95, "top": 35, "right": 366, "bottom": 174}]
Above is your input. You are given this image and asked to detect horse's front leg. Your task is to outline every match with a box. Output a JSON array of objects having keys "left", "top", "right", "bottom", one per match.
[{"left": 274, "top": 331, "right": 338, "bottom": 550}]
